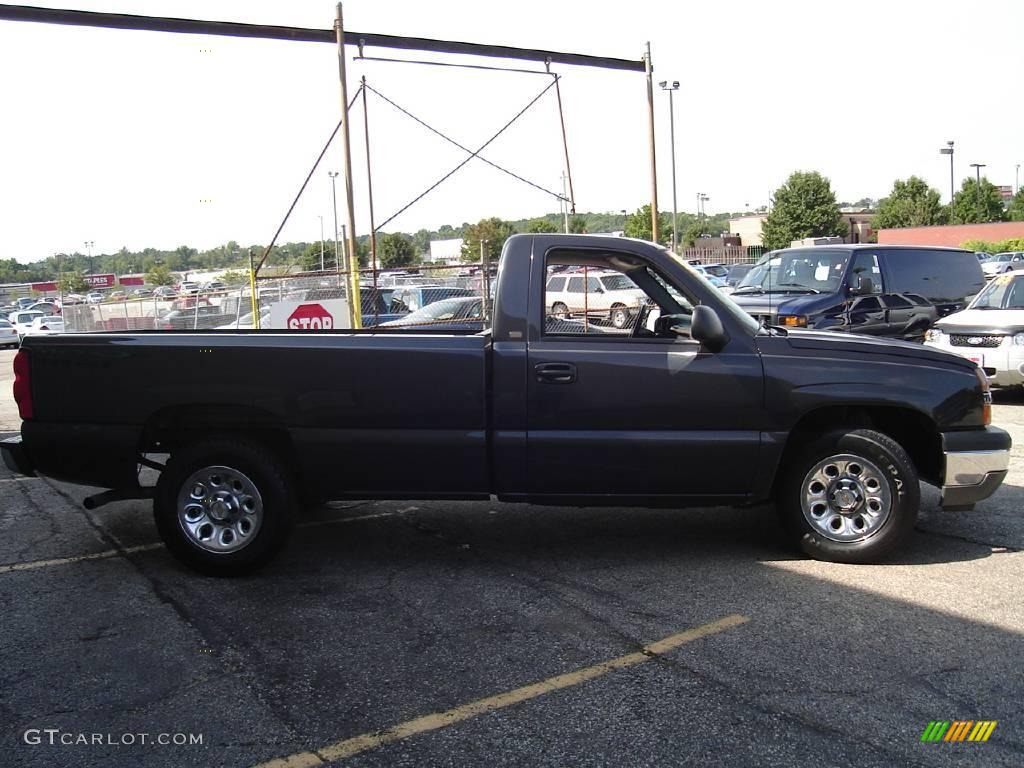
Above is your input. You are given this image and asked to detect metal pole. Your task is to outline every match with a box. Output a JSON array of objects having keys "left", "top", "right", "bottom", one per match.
[
  {"left": 249, "top": 248, "right": 260, "bottom": 330},
  {"left": 667, "top": 87, "right": 678, "bottom": 253},
  {"left": 1016, "top": 164, "right": 1020, "bottom": 195},
  {"left": 361, "top": 76, "right": 378, "bottom": 277},
  {"left": 481, "top": 239, "right": 491, "bottom": 324},
  {"left": 561, "top": 172, "right": 570, "bottom": 233},
  {"left": 644, "top": 42, "right": 659, "bottom": 244},
  {"left": 335, "top": 3, "right": 362, "bottom": 328},
  {"left": 949, "top": 143, "right": 955, "bottom": 204},
  {"left": 552, "top": 71, "right": 575, "bottom": 216},
  {"left": 329, "top": 171, "right": 341, "bottom": 272}
]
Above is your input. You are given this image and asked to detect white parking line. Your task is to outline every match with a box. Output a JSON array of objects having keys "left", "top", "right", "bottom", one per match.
[
  {"left": 0, "top": 476, "right": 40, "bottom": 484},
  {"left": 0, "top": 543, "right": 163, "bottom": 574}
]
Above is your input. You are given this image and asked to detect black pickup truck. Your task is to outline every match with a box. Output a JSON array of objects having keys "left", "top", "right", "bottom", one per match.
[{"left": 2, "top": 234, "right": 1011, "bottom": 574}]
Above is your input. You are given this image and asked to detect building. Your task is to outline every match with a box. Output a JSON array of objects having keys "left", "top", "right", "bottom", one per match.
[
  {"left": 427, "top": 238, "right": 464, "bottom": 264},
  {"left": 879, "top": 221, "right": 1024, "bottom": 247},
  {"left": 728, "top": 211, "right": 876, "bottom": 248}
]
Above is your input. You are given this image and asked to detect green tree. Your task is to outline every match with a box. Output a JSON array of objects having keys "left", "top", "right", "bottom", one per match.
[
  {"left": 623, "top": 205, "right": 671, "bottom": 244},
  {"left": 377, "top": 232, "right": 418, "bottom": 269},
  {"left": 568, "top": 216, "right": 588, "bottom": 234},
  {"left": 300, "top": 241, "right": 338, "bottom": 272},
  {"left": 57, "top": 271, "right": 89, "bottom": 292},
  {"left": 144, "top": 263, "right": 174, "bottom": 286},
  {"left": 874, "top": 176, "right": 948, "bottom": 229},
  {"left": 950, "top": 177, "right": 1007, "bottom": 224},
  {"left": 461, "top": 217, "right": 515, "bottom": 263},
  {"left": 682, "top": 220, "right": 705, "bottom": 247},
  {"left": 762, "top": 171, "right": 847, "bottom": 250},
  {"left": 219, "top": 269, "right": 248, "bottom": 286},
  {"left": 1007, "top": 188, "right": 1024, "bottom": 222},
  {"left": 526, "top": 217, "right": 559, "bottom": 233}
]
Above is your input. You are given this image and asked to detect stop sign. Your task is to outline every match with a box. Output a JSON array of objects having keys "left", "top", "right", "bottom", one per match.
[{"left": 287, "top": 303, "right": 334, "bottom": 330}]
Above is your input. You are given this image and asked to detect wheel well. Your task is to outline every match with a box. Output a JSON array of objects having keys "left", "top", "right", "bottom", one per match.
[
  {"left": 772, "top": 405, "right": 943, "bottom": 495},
  {"left": 140, "top": 405, "right": 296, "bottom": 470}
]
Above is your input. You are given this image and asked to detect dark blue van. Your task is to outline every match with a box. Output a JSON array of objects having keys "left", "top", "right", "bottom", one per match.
[{"left": 730, "top": 245, "right": 985, "bottom": 340}]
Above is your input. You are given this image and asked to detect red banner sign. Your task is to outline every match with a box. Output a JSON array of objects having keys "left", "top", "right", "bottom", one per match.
[{"left": 84, "top": 273, "right": 116, "bottom": 289}]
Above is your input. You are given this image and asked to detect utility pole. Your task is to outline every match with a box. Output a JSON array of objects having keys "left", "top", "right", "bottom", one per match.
[
  {"left": 561, "top": 172, "right": 570, "bottom": 233},
  {"left": 334, "top": 2, "right": 361, "bottom": 328},
  {"left": 644, "top": 42, "right": 659, "bottom": 244}
]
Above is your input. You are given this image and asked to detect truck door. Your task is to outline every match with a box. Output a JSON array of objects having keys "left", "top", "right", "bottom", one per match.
[{"left": 525, "top": 252, "right": 764, "bottom": 502}]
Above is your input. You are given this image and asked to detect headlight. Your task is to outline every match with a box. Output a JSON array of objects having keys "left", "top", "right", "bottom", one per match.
[
  {"left": 925, "top": 328, "right": 945, "bottom": 343},
  {"left": 778, "top": 315, "right": 807, "bottom": 327},
  {"left": 1014, "top": 332, "right": 1024, "bottom": 346}
]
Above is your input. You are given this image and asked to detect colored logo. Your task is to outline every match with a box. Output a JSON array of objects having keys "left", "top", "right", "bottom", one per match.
[{"left": 920, "top": 721, "right": 997, "bottom": 742}]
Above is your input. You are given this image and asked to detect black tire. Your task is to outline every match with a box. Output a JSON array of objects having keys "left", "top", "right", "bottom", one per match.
[
  {"left": 778, "top": 428, "right": 919, "bottom": 564},
  {"left": 154, "top": 438, "right": 295, "bottom": 575},
  {"left": 552, "top": 302, "right": 570, "bottom": 319},
  {"left": 609, "top": 304, "right": 629, "bottom": 329}
]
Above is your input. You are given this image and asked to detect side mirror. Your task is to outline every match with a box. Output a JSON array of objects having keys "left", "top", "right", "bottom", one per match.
[
  {"left": 850, "top": 275, "right": 873, "bottom": 296},
  {"left": 654, "top": 313, "right": 692, "bottom": 337},
  {"left": 690, "top": 305, "right": 729, "bottom": 351}
]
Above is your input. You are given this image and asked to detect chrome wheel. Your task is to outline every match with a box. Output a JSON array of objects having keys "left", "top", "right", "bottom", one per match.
[
  {"left": 176, "top": 465, "right": 263, "bottom": 553},
  {"left": 800, "top": 453, "right": 891, "bottom": 543},
  {"left": 552, "top": 302, "right": 569, "bottom": 320}
]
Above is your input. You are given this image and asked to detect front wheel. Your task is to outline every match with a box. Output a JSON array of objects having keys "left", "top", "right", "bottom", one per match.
[
  {"left": 609, "top": 304, "right": 630, "bottom": 329},
  {"left": 779, "top": 428, "right": 919, "bottom": 563},
  {"left": 154, "top": 438, "right": 295, "bottom": 575}
]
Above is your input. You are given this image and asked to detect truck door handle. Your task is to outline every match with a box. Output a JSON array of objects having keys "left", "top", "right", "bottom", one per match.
[{"left": 535, "top": 362, "right": 577, "bottom": 384}]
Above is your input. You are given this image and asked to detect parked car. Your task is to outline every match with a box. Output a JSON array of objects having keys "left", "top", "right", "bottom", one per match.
[
  {"left": 380, "top": 296, "right": 484, "bottom": 330},
  {"left": 925, "top": 271, "right": 1024, "bottom": 388},
  {"left": 388, "top": 285, "right": 475, "bottom": 314},
  {"left": 63, "top": 293, "right": 85, "bottom": 305},
  {"left": 726, "top": 263, "right": 753, "bottom": 287},
  {"left": 23, "top": 316, "right": 64, "bottom": 336},
  {"left": 107, "top": 290, "right": 127, "bottom": 302},
  {"left": 178, "top": 281, "right": 200, "bottom": 295},
  {"left": 202, "top": 281, "right": 227, "bottom": 293},
  {"left": 26, "top": 301, "right": 60, "bottom": 316},
  {"left": 10, "top": 310, "right": 45, "bottom": 338},
  {"left": 545, "top": 270, "right": 647, "bottom": 328},
  {"left": 215, "top": 309, "right": 272, "bottom": 330},
  {"left": 981, "top": 252, "right": 1024, "bottom": 277},
  {"left": 158, "top": 305, "right": 234, "bottom": 330},
  {"left": 691, "top": 264, "right": 732, "bottom": 292},
  {"left": 976, "top": 252, "right": 991, "bottom": 263},
  {"left": 85, "top": 292, "right": 104, "bottom": 303},
  {"left": 701, "top": 263, "right": 730, "bottom": 279},
  {"left": 153, "top": 286, "right": 177, "bottom": 298},
  {"left": 731, "top": 245, "right": 984, "bottom": 340},
  {"left": 0, "top": 319, "right": 19, "bottom": 348},
  {"left": 15, "top": 297, "right": 37, "bottom": 310},
  {"left": 3, "top": 233, "right": 1010, "bottom": 575},
  {"left": 131, "top": 288, "right": 154, "bottom": 298}
]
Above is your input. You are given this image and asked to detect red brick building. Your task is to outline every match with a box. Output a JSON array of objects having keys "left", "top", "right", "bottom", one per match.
[{"left": 878, "top": 221, "right": 1024, "bottom": 247}]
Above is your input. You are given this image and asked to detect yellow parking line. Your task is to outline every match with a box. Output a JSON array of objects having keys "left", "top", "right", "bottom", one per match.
[
  {"left": 0, "top": 543, "right": 163, "bottom": 575},
  {"left": 252, "top": 614, "right": 749, "bottom": 768}
]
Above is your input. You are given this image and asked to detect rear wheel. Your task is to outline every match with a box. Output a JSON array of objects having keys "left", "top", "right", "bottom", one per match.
[
  {"left": 609, "top": 304, "right": 629, "bottom": 329},
  {"left": 779, "top": 428, "right": 919, "bottom": 563},
  {"left": 552, "top": 302, "right": 570, "bottom": 319},
  {"left": 154, "top": 438, "right": 294, "bottom": 575}
]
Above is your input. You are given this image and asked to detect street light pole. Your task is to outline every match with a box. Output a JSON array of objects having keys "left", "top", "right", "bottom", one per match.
[
  {"left": 939, "top": 141, "right": 954, "bottom": 204},
  {"left": 84, "top": 240, "right": 94, "bottom": 275},
  {"left": 1016, "top": 164, "right": 1021, "bottom": 195},
  {"left": 328, "top": 172, "right": 340, "bottom": 274},
  {"left": 970, "top": 163, "right": 986, "bottom": 222},
  {"left": 659, "top": 80, "right": 680, "bottom": 253}
]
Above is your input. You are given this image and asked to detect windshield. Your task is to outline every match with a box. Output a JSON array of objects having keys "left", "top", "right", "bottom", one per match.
[
  {"left": 992, "top": 254, "right": 1013, "bottom": 263},
  {"left": 405, "top": 298, "right": 481, "bottom": 323},
  {"left": 599, "top": 274, "right": 637, "bottom": 291},
  {"left": 736, "top": 249, "right": 850, "bottom": 292},
  {"left": 969, "top": 274, "right": 1024, "bottom": 310}
]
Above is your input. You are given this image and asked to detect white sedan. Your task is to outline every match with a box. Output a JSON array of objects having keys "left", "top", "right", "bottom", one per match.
[
  {"left": 925, "top": 272, "right": 1024, "bottom": 388},
  {"left": 23, "top": 316, "right": 64, "bottom": 337},
  {"left": 0, "top": 319, "right": 19, "bottom": 348}
]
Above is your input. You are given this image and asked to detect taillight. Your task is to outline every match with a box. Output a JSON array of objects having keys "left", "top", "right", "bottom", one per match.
[
  {"left": 13, "top": 349, "right": 32, "bottom": 420},
  {"left": 975, "top": 367, "right": 992, "bottom": 426}
]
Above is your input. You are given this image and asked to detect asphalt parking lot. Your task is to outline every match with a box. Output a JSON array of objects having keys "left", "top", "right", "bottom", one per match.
[{"left": 1, "top": 348, "right": 1023, "bottom": 767}]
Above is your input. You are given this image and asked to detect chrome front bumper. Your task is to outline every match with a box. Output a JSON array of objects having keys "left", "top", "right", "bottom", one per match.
[{"left": 940, "top": 428, "right": 1012, "bottom": 509}]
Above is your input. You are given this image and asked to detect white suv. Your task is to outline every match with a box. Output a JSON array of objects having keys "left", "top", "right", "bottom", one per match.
[{"left": 545, "top": 270, "right": 647, "bottom": 329}]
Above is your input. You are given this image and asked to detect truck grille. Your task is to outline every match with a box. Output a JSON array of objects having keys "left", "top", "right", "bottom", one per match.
[{"left": 949, "top": 334, "right": 1003, "bottom": 348}]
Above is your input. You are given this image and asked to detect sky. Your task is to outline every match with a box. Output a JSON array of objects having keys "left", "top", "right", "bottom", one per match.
[{"left": 1, "top": 0, "right": 1022, "bottom": 263}]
